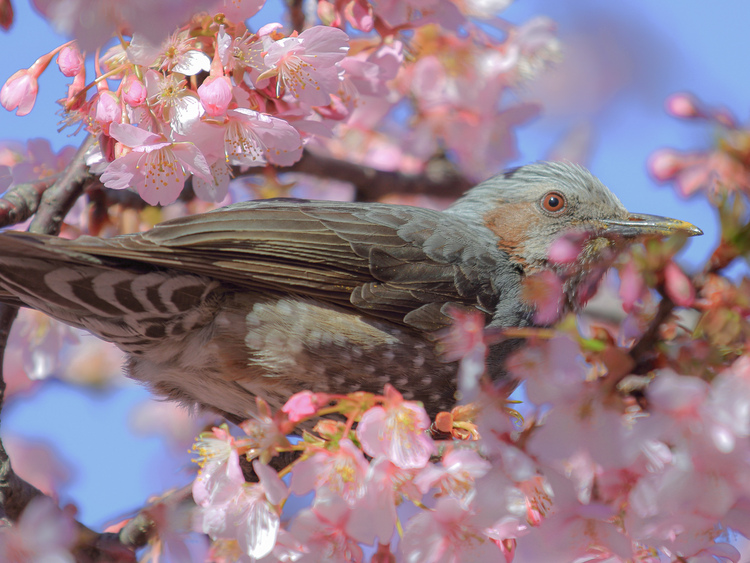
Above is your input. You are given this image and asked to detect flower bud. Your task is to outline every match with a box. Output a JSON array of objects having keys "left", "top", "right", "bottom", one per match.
[{"left": 57, "top": 45, "right": 84, "bottom": 77}]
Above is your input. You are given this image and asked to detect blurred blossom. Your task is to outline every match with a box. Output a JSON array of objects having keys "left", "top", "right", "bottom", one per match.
[
  {"left": 13, "top": 309, "right": 79, "bottom": 381},
  {"left": 663, "top": 260, "right": 695, "bottom": 307},
  {"left": 289, "top": 492, "right": 364, "bottom": 562},
  {"left": 401, "top": 497, "right": 504, "bottom": 562},
  {"left": 6, "top": 138, "right": 76, "bottom": 187},
  {"left": 130, "top": 400, "right": 211, "bottom": 450},
  {"left": 0, "top": 497, "right": 76, "bottom": 563},
  {"left": 3, "top": 435, "right": 72, "bottom": 498}
]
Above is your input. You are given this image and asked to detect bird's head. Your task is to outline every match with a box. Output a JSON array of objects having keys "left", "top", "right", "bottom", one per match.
[{"left": 446, "top": 161, "right": 702, "bottom": 307}]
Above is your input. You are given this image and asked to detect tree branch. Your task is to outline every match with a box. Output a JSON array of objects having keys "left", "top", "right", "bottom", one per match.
[
  {"left": 0, "top": 135, "right": 137, "bottom": 562},
  {"left": 29, "top": 135, "right": 96, "bottom": 235},
  {"left": 288, "top": 0, "right": 305, "bottom": 32},
  {"left": 277, "top": 150, "right": 472, "bottom": 202},
  {"left": 0, "top": 179, "right": 54, "bottom": 229}
]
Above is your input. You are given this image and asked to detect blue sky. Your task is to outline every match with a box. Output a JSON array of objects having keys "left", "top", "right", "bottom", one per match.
[{"left": 0, "top": 0, "right": 748, "bottom": 529}]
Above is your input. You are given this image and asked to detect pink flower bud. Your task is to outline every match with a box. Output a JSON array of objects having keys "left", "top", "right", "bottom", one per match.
[
  {"left": 197, "top": 76, "right": 232, "bottom": 117},
  {"left": 665, "top": 93, "right": 701, "bottom": 118},
  {"left": 648, "top": 149, "right": 683, "bottom": 182},
  {"left": 1, "top": 69, "right": 38, "bottom": 116},
  {"left": 619, "top": 261, "right": 646, "bottom": 314},
  {"left": 549, "top": 232, "right": 585, "bottom": 264},
  {"left": 94, "top": 91, "right": 122, "bottom": 134},
  {"left": 0, "top": 0, "right": 13, "bottom": 31},
  {"left": 122, "top": 75, "right": 146, "bottom": 107},
  {"left": 282, "top": 391, "right": 324, "bottom": 423},
  {"left": 664, "top": 260, "right": 695, "bottom": 308},
  {"left": 57, "top": 45, "right": 83, "bottom": 77}
]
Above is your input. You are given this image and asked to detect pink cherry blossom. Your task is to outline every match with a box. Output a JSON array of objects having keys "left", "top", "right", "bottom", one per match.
[
  {"left": 619, "top": 260, "right": 648, "bottom": 313},
  {"left": 415, "top": 448, "right": 491, "bottom": 504},
  {"left": 0, "top": 497, "right": 76, "bottom": 562},
  {"left": 548, "top": 231, "right": 586, "bottom": 264},
  {"left": 664, "top": 260, "right": 695, "bottom": 307},
  {"left": 224, "top": 108, "right": 303, "bottom": 167},
  {"left": 522, "top": 269, "right": 565, "bottom": 325},
  {"left": 192, "top": 159, "right": 232, "bottom": 203},
  {"left": 192, "top": 425, "right": 244, "bottom": 508},
  {"left": 439, "top": 308, "right": 488, "bottom": 400},
  {"left": 2, "top": 47, "right": 63, "bottom": 116},
  {"left": 263, "top": 26, "right": 350, "bottom": 106},
  {"left": 357, "top": 385, "right": 435, "bottom": 469},
  {"left": 401, "top": 497, "right": 504, "bottom": 563},
  {"left": 290, "top": 439, "right": 369, "bottom": 504},
  {"left": 34, "top": 0, "right": 207, "bottom": 51},
  {"left": 665, "top": 92, "right": 702, "bottom": 119},
  {"left": 203, "top": 461, "right": 287, "bottom": 560},
  {"left": 346, "top": 457, "right": 419, "bottom": 545},
  {"left": 289, "top": 492, "right": 364, "bottom": 563},
  {"left": 238, "top": 397, "right": 292, "bottom": 464},
  {"left": 6, "top": 138, "right": 76, "bottom": 186},
  {"left": 282, "top": 390, "right": 326, "bottom": 423},
  {"left": 100, "top": 122, "right": 212, "bottom": 205},
  {"left": 1, "top": 69, "right": 39, "bottom": 116},
  {"left": 144, "top": 70, "right": 205, "bottom": 136}
]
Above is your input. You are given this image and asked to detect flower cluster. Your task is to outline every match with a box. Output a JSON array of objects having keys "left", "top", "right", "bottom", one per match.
[
  {"left": 2, "top": 1, "right": 559, "bottom": 205},
  {"left": 173, "top": 307, "right": 750, "bottom": 563},
  {"left": 648, "top": 93, "right": 750, "bottom": 198}
]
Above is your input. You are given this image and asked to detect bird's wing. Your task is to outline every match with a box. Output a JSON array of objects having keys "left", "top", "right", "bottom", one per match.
[{"left": 0, "top": 200, "right": 509, "bottom": 332}]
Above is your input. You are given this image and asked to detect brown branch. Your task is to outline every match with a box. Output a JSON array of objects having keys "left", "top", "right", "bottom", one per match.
[
  {"left": 29, "top": 135, "right": 96, "bottom": 235},
  {"left": 0, "top": 179, "right": 55, "bottom": 228},
  {"left": 276, "top": 150, "right": 472, "bottom": 202},
  {"left": 629, "top": 291, "right": 675, "bottom": 365},
  {"left": 288, "top": 0, "right": 305, "bottom": 32},
  {"left": 0, "top": 135, "right": 137, "bottom": 562}
]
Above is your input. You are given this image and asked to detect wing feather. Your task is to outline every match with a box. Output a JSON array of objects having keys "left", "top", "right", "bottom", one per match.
[{"left": 0, "top": 200, "right": 510, "bottom": 332}]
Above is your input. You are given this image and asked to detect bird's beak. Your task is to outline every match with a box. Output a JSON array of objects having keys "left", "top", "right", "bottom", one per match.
[{"left": 601, "top": 213, "right": 703, "bottom": 239}]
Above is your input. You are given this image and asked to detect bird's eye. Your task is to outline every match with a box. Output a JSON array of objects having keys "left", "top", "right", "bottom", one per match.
[{"left": 541, "top": 191, "right": 566, "bottom": 213}]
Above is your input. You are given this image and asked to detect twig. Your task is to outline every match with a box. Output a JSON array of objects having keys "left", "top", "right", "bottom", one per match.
[
  {"left": 29, "top": 135, "right": 96, "bottom": 235},
  {"left": 629, "top": 291, "right": 674, "bottom": 364},
  {"left": 0, "top": 135, "right": 136, "bottom": 562},
  {"left": 0, "top": 179, "right": 55, "bottom": 229},
  {"left": 276, "top": 150, "right": 472, "bottom": 202},
  {"left": 288, "top": 0, "right": 305, "bottom": 32}
]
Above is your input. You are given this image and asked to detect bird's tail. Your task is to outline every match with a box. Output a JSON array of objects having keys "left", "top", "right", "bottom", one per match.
[{"left": 0, "top": 231, "right": 222, "bottom": 351}]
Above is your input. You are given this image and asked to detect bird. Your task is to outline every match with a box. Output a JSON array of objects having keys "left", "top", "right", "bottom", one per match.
[{"left": 0, "top": 162, "right": 701, "bottom": 422}]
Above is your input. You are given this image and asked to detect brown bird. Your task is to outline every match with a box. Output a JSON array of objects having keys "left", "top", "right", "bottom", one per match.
[{"left": 0, "top": 162, "right": 700, "bottom": 422}]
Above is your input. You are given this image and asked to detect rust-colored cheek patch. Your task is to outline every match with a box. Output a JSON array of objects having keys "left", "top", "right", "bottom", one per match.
[{"left": 483, "top": 202, "right": 541, "bottom": 266}]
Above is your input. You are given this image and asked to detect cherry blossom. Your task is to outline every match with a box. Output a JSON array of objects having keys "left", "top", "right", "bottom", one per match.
[
  {"left": 0, "top": 497, "right": 75, "bottom": 562},
  {"left": 415, "top": 447, "right": 491, "bottom": 505},
  {"left": 290, "top": 439, "right": 370, "bottom": 504},
  {"left": 100, "top": 122, "right": 212, "bottom": 205},
  {"left": 224, "top": 108, "right": 303, "bottom": 167},
  {"left": 289, "top": 492, "right": 364, "bottom": 563},
  {"left": 401, "top": 497, "right": 504, "bottom": 563},
  {"left": 192, "top": 425, "right": 244, "bottom": 508},
  {"left": 282, "top": 390, "right": 327, "bottom": 423},
  {"left": 0, "top": 46, "right": 61, "bottom": 117},
  {"left": 201, "top": 461, "right": 288, "bottom": 560},
  {"left": 263, "top": 26, "right": 350, "bottom": 106},
  {"left": 357, "top": 385, "right": 435, "bottom": 469}
]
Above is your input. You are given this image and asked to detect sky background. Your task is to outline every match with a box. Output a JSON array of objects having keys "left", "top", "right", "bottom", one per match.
[{"left": 0, "top": 0, "right": 748, "bottom": 534}]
